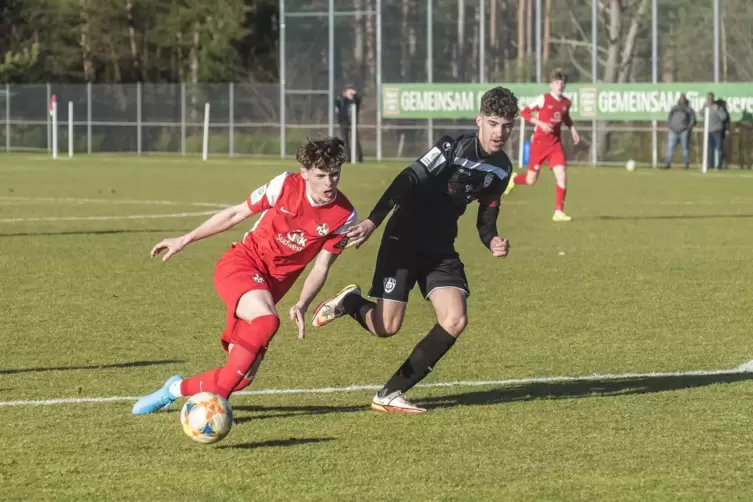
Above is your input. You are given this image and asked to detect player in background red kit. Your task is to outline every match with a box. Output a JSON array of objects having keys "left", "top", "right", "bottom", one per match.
[
  {"left": 505, "top": 68, "right": 580, "bottom": 222},
  {"left": 132, "top": 137, "right": 357, "bottom": 415}
]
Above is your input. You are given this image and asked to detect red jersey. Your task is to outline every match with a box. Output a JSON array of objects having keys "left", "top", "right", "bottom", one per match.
[
  {"left": 240, "top": 172, "right": 357, "bottom": 279},
  {"left": 521, "top": 93, "right": 573, "bottom": 146}
]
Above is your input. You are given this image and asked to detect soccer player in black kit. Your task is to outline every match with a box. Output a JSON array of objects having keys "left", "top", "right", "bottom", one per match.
[{"left": 311, "top": 87, "right": 518, "bottom": 413}]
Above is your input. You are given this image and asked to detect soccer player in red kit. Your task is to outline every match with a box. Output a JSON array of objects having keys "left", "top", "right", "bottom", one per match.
[
  {"left": 132, "top": 137, "right": 357, "bottom": 414},
  {"left": 506, "top": 68, "right": 580, "bottom": 222}
]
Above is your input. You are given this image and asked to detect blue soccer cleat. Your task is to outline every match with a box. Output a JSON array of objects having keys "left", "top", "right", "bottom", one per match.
[{"left": 132, "top": 375, "right": 183, "bottom": 415}]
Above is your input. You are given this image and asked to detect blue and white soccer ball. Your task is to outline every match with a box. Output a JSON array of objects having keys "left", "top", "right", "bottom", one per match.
[{"left": 180, "top": 392, "right": 233, "bottom": 444}]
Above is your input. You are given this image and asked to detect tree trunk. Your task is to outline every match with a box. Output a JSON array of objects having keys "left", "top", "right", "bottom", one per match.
[
  {"left": 80, "top": 0, "right": 93, "bottom": 81},
  {"left": 190, "top": 22, "right": 200, "bottom": 85},
  {"left": 471, "top": 5, "right": 479, "bottom": 81},
  {"left": 598, "top": 0, "right": 649, "bottom": 160},
  {"left": 126, "top": 0, "right": 141, "bottom": 81},
  {"left": 490, "top": 0, "right": 498, "bottom": 76},
  {"left": 458, "top": 0, "right": 466, "bottom": 80},
  {"left": 400, "top": 0, "right": 409, "bottom": 79},
  {"left": 517, "top": 0, "right": 525, "bottom": 81},
  {"left": 543, "top": 0, "right": 551, "bottom": 66},
  {"left": 365, "top": 0, "right": 375, "bottom": 85},
  {"left": 526, "top": 0, "right": 532, "bottom": 58},
  {"left": 354, "top": 0, "right": 364, "bottom": 87}
]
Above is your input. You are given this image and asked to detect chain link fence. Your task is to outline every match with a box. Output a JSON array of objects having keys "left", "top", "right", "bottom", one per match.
[{"left": 2, "top": 0, "right": 753, "bottom": 167}]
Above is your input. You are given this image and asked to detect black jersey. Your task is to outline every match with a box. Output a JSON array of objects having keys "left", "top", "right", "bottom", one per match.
[{"left": 381, "top": 133, "right": 512, "bottom": 252}]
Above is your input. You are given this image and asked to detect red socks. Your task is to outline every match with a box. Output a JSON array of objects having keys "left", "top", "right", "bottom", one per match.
[
  {"left": 555, "top": 185, "right": 566, "bottom": 211},
  {"left": 180, "top": 315, "right": 280, "bottom": 400},
  {"left": 513, "top": 173, "right": 529, "bottom": 185}
]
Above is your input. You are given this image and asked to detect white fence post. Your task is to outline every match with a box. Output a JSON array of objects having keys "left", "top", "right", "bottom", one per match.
[
  {"left": 702, "top": 106, "right": 710, "bottom": 174},
  {"left": 68, "top": 101, "right": 73, "bottom": 158},
  {"left": 137, "top": 82, "right": 142, "bottom": 155},
  {"left": 350, "top": 102, "right": 357, "bottom": 164},
  {"left": 202, "top": 102, "right": 210, "bottom": 161},
  {"left": 87, "top": 82, "right": 92, "bottom": 154},
  {"left": 229, "top": 82, "right": 235, "bottom": 158},
  {"left": 5, "top": 83, "right": 9, "bottom": 152}
]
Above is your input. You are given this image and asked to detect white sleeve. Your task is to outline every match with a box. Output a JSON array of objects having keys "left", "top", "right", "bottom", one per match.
[
  {"left": 332, "top": 208, "right": 358, "bottom": 234},
  {"left": 249, "top": 171, "right": 291, "bottom": 208}
]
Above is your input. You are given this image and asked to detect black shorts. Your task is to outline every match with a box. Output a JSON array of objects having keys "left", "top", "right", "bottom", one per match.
[{"left": 367, "top": 237, "right": 470, "bottom": 303}]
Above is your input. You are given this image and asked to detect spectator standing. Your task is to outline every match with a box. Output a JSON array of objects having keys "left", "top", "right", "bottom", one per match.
[
  {"left": 664, "top": 93, "right": 695, "bottom": 169},
  {"left": 335, "top": 86, "right": 364, "bottom": 163}
]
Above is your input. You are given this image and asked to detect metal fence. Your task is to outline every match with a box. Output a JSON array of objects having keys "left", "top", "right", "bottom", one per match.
[{"left": 2, "top": 0, "right": 753, "bottom": 166}]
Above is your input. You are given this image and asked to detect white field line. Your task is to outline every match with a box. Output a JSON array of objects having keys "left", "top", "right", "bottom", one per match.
[
  {"left": 0, "top": 196, "right": 228, "bottom": 223},
  {"left": 1, "top": 365, "right": 752, "bottom": 408},
  {"left": 0, "top": 210, "right": 219, "bottom": 223},
  {"left": 0, "top": 196, "right": 229, "bottom": 208}
]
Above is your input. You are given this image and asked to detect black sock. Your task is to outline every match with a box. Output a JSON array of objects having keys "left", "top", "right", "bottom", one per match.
[
  {"left": 380, "top": 324, "right": 457, "bottom": 396},
  {"left": 342, "top": 293, "right": 376, "bottom": 332}
]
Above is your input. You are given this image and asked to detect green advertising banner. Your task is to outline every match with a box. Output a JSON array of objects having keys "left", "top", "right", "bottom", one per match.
[{"left": 381, "top": 83, "right": 753, "bottom": 121}]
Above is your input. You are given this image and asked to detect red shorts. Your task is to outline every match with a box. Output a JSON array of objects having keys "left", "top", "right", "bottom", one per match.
[
  {"left": 213, "top": 244, "right": 296, "bottom": 351},
  {"left": 528, "top": 142, "right": 566, "bottom": 172}
]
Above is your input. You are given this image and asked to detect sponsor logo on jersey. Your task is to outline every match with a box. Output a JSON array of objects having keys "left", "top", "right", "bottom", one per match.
[
  {"left": 384, "top": 277, "right": 396, "bottom": 294},
  {"left": 484, "top": 173, "right": 493, "bottom": 187},
  {"left": 553, "top": 111, "right": 561, "bottom": 122},
  {"left": 442, "top": 141, "right": 452, "bottom": 151},
  {"left": 252, "top": 274, "right": 265, "bottom": 284},
  {"left": 316, "top": 223, "right": 329, "bottom": 236},
  {"left": 276, "top": 230, "right": 307, "bottom": 252},
  {"left": 419, "top": 146, "right": 445, "bottom": 172},
  {"left": 250, "top": 185, "right": 267, "bottom": 204},
  {"left": 465, "top": 184, "right": 473, "bottom": 192}
]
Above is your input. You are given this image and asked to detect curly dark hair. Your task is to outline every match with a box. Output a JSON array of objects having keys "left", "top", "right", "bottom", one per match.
[
  {"left": 479, "top": 86, "right": 519, "bottom": 121},
  {"left": 296, "top": 136, "right": 347, "bottom": 172}
]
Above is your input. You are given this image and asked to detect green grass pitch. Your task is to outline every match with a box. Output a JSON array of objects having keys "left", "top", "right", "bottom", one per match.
[{"left": 2, "top": 154, "right": 753, "bottom": 500}]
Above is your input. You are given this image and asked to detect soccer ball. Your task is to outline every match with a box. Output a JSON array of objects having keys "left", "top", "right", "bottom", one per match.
[
  {"left": 626, "top": 159, "right": 636, "bottom": 172},
  {"left": 180, "top": 392, "right": 233, "bottom": 444}
]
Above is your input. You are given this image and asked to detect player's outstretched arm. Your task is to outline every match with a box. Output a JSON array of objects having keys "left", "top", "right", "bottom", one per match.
[
  {"left": 289, "top": 249, "right": 339, "bottom": 339},
  {"left": 477, "top": 193, "right": 510, "bottom": 258},
  {"left": 150, "top": 201, "right": 253, "bottom": 262}
]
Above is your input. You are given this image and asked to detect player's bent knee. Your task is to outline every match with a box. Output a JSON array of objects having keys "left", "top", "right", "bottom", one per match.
[
  {"left": 235, "top": 314, "right": 281, "bottom": 352},
  {"left": 374, "top": 316, "right": 403, "bottom": 337},
  {"left": 438, "top": 314, "right": 467, "bottom": 337},
  {"left": 372, "top": 300, "right": 406, "bottom": 337}
]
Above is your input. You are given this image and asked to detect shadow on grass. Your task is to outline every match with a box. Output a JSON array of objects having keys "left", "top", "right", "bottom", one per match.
[
  {"left": 0, "top": 228, "right": 190, "bottom": 238},
  {"left": 594, "top": 214, "right": 753, "bottom": 221},
  {"left": 420, "top": 372, "right": 753, "bottom": 410},
  {"left": 232, "top": 404, "right": 367, "bottom": 423},
  {"left": 233, "top": 372, "right": 753, "bottom": 418},
  {"left": 217, "top": 437, "right": 336, "bottom": 450},
  {"left": 0, "top": 359, "right": 184, "bottom": 375}
]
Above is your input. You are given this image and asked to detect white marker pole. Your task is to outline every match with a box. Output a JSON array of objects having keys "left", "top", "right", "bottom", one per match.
[
  {"left": 68, "top": 101, "right": 74, "bottom": 158},
  {"left": 350, "top": 102, "right": 357, "bottom": 164},
  {"left": 518, "top": 115, "right": 526, "bottom": 169},
  {"left": 202, "top": 102, "right": 210, "bottom": 161},
  {"left": 50, "top": 95, "right": 58, "bottom": 160},
  {"left": 702, "top": 106, "right": 710, "bottom": 174}
]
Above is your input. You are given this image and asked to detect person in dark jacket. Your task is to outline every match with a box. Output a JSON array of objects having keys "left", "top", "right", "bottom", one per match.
[
  {"left": 664, "top": 94, "right": 696, "bottom": 169},
  {"left": 335, "top": 86, "right": 363, "bottom": 163}
]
